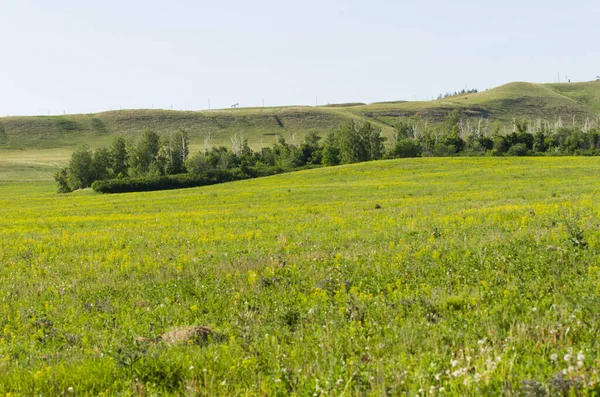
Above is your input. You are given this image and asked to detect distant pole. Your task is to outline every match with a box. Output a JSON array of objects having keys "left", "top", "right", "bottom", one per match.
[
  {"left": 208, "top": 98, "right": 211, "bottom": 110},
  {"left": 315, "top": 96, "right": 318, "bottom": 107},
  {"left": 262, "top": 98, "right": 264, "bottom": 107},
  {"left": 557, "top": 72, "right": 560, "bottom": 83}
]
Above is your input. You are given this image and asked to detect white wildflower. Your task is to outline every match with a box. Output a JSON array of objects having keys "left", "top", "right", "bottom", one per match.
[
  {"left": 550, "top": 353, "right": 558, "bottom": 361},
  {"left": 564, "top": 354, "right": 572, "bottom": 362}
]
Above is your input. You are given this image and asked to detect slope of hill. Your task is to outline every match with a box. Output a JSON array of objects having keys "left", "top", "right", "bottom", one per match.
[{"left": 1, "top": 81, "right": 599, "bottom": 151}]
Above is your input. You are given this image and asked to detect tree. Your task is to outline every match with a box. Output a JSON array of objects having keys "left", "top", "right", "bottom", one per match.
[
  {"left": 394, "top": 121, "right": 415, "bottom": 142},
  {"left": 165, "top": 130, "right": 189, "bottom": 175},
  {"left": 390, "top": 139, "right": 422, "bottom": 158},
  {"left": 533, "top": 131, "right": 547, "bottom": 153},
  {"left": 186, "top": 152, "right": 210, "bottom": 174},
  {"left": 92, "top": 146, "right": 112, "bottom": 181},
  {"left": 336, "top": 121, "right": 385, "bottom": 164},
  {"left": 68, "top": 145, "right": 95, "bottom": 189},
  {"left": 129, "top": 129, "right": 161, "bottom": 177},
  {"left": 322, "top": 131, "right": 341, "bottom": 166},
  {"left": 506, "top": 143, "right": 528, "bottom": 156},
  {"left": 54, "top": 168, "right": 72, "bottom": 193},
  {"left": 110, "top": 137, "right": 128, "bottom": 177},
  {"left": 299, "top": 132, "right": 322, "bottom": 165},
  {"left": 492, "top": 135, "right": 509, "bottom": 154}
]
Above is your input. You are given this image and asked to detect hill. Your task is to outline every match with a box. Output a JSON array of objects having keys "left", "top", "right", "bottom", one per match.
[{"left": 1, "top": 81, "right": 600, "bottom": 152}]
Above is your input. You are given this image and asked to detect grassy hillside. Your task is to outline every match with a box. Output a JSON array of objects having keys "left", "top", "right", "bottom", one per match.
[
  {"left": 1, "top": 81, "right": 600, "bottom": 152},
  {"left": 1, "top": 157, "right": 599, "bottom": 394},
  {"left": 349, "top": 81, "right": 600, "bottom": 127}
]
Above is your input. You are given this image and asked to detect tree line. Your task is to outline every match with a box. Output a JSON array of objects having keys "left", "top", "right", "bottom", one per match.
[{"left": 55, "top": 111, "right": 600, "bottom": 193}]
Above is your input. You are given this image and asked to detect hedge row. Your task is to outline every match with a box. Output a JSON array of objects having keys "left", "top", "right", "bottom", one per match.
[{"left": 91, "top": 166, "right": 285, "bottom": 194}]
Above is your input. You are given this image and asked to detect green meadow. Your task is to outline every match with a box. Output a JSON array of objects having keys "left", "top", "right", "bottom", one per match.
[{"left": 1, "top": 157, "right": 599, "bottom": 395}]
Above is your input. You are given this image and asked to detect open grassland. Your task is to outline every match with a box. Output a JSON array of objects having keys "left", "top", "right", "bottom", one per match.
[
  {"left": 0, "top": 150, "right": 68, "bottom": 182},
  {"left": 1, "top": 158, "right": 600, "bottom": 395},
  {"left": 2, "top": 81, "right": 600, "bottom": 152}
]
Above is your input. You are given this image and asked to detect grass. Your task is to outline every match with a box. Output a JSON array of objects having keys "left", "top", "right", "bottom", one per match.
[
  {"left": 1, "top": 157, "right": 599, "bottom": 395},
  {"left": 2, "top": 81, "right": 600, "bottom": 153},
  {"left": 0, "top": 149, "right": 68, "bottom": 182}
]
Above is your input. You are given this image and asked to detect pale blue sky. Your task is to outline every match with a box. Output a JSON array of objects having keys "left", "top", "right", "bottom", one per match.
[{"left": 1, "top": 0, "right": 598, "bottom": 115}]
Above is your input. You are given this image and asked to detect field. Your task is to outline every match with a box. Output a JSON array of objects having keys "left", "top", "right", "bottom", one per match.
[
  {"left": 1, "top": 157, "right": 599, "bottom": 395},
  {"left": 2, "top": 81, "right": 600, "bottom": 152}
]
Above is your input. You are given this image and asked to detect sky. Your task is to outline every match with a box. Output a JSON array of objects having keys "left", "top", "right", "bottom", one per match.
[{"left": 1, "top": 0, "right": 599, "bottom": 116}]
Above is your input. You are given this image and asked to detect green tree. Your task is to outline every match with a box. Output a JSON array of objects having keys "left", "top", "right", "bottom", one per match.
[
  {"left": 299, "top": 132, "right": 322, "bottom": 165},
  {"left": 336, "top": 121, "right": 385, "bottom": 164},
  {"left": 394, "top": 121, "right": 414, "bottom": 140},
  {"left": 92, "top": 146, "right": 112, "bottom": 181},
  {"left": 506, "top": 143, "right": 529, "bottom": 156},
  {"left": 67, "top": 145, "right": 95, "bottom": 189},
  {"left": 54, "top": 168, "right": 72, "bottom": 193},
  {"left": 322, "top": 132, "right": 341, "bottom": 166},
  {"left": 165, "top": 130, "right": 189, "bottom": 175},
  {"left": 533, "top": 131, "right": 547, "bottom": 153},
  {"left": 129, "top": 129, "right": 161, "bottom": 177},
  {"left": 390, "top": 139, "right": 422, "bottom": 158},
  {"left": 110, "top": 137, "right": 129, "bottom": 177}
]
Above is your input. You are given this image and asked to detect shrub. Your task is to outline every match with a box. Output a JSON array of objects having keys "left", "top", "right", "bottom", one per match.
[
  {"left": 390, "top": 139, "right": 422, "bottom": 158},
  {"left": 54, "top": 168, "right": 72, "bottom": 193},
  {"left": 92, "top": 166, "right": 286, "bottom": 194},
  {"left": 507, "top": 143, "right": 529, "bottom": 156}
]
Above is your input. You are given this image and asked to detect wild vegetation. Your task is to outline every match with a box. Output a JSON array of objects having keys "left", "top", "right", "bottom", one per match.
[
  {"left": 55, "top": 108, "right": 600, "bottom": 193},
  {"left": 2, "top": 157, "right": 600, "bottom": 395}
]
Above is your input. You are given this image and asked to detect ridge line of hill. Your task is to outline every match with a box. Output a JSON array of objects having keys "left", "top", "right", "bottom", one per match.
[{"left": 1, "top": 80, "right": 600, "bottom": 151}]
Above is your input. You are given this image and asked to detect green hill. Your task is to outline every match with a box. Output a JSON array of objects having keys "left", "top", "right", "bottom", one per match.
[{"left": 2, "top": 81, "right": 600, "bottom": 152}]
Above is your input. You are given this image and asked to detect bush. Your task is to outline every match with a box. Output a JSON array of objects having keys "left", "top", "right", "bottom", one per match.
[
  {"left": 92, "top": 166, "right": 287, "bottom": 194},
  {"left": 92, "top": 170, "right": 244, "bottom": 194},
  {"left": 390, "top": 139, "right": 422, "bottom": 158},
  {"left": 506, "top": 143, "right": 529, "bottom": 156},
  {"left": 54, "top": 168, "right": 72, "bottom": 193}
]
